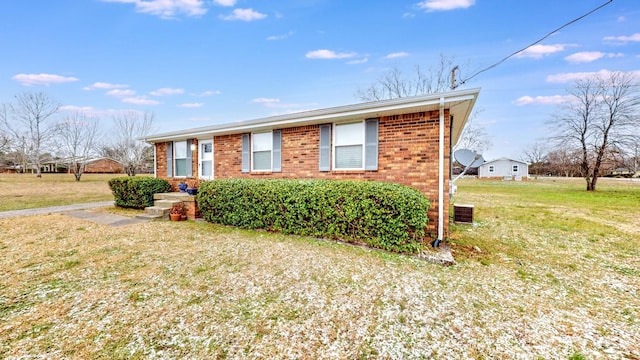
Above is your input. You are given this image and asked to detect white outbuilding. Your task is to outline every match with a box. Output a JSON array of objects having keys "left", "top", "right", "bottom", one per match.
[{"left": 478, "top": 158, "right": 529, "bottom": 180}]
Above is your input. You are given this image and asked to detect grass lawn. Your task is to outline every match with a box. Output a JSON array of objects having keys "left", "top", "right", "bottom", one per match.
[
  {"left": 0, "top": 173, "right": 129, "bottom": 211},
  {"left": 1, "top": 177, "right": 639, "bottom": 358}
]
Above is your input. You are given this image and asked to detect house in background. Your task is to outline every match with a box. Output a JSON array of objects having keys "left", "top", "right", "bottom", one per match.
[
  {"left": 82, "top": 157, "right": 124, "bottom": 174},
  {"left": 478, "top": 157, "right": 529, "bottom": 180},
  {"left": 143, "top": 88, "right": 480, "bottom": 242}
]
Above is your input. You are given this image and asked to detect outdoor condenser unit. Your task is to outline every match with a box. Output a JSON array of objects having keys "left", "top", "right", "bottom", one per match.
[{"left": 453, "top": 204, "right": 474, "bottom": 224}]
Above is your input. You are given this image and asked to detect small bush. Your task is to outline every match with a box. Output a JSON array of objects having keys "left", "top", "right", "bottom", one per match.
[
  {"left": 197, "top": 179, "right": 430, "bottom": 253},
  {"left": 108, "top": 176, "right": 171, "bottom": 209}
]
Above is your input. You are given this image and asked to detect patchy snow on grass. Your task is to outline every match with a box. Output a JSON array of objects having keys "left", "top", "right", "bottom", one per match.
[{"left": 1, "top": 198, "right": 639, "bottom": 359}]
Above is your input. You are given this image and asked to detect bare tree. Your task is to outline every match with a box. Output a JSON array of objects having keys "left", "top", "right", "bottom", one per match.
[
  {"left": 520, "top": 142, "right": 548, "bottom": 176},
  {"left": 356, "top": 54, "right": 491, "bottom": 155},
  {"left": 355, "top": 54, "right": 465, "bottom": 101},
  {"left": 622, "top": 137, "right": 640, "bottom": 174},
  {"left": 453, "top": 109, "right": 492, "bottom": 154},
  {"left": 546, "top": 146, "right": 581, "bottom": 177},
  {"left": 0, "top": 133, "right": 9, "bottom": 153},
  {"left": 110, "top": 111, "right": 154, "bottom": 176},
  {"left": 56, "top": 113, "right": 101, "bottom": 181},
  {"left": 0, "top": 107, "right": 11, "bottom": 154},
  {"left": 549, "top": 71, "right": 640, "bottom": 190},
  {"left": 1, "top": 92, "right": 60, "bottom": 177}
]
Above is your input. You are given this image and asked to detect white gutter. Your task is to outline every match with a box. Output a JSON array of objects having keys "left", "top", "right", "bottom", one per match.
[
  {"left": 436, "top": 96, "right": 445, "bottom": 246},
  {"left": 153, "top": 144, "right": 157, "bottom": 178},
  {"left": 142, "top": 88, "right": 480, "bottom": 143}
]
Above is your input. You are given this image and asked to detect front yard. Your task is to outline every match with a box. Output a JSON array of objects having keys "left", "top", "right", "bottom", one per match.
[{"left": 1, "top": 177, "right": 638, "bottom": 358}]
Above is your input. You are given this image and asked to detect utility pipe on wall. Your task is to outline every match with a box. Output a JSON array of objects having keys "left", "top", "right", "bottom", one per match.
[
  {"left": 434, "top": 96, "right": 445, "bottom": 247},
  {"left": 153, "top": 144, "right": 157, "bottom": 178}
]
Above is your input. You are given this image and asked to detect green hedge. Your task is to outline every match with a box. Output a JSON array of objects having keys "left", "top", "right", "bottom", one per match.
[
  {"left": 197, "top": 179, "right": 430, "bottom": 253},
  {"left": 108, "top": 176, "right": 171, "bottom": 209}
]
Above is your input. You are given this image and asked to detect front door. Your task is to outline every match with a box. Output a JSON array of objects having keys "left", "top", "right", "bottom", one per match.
[{"left": 199, "top": 139, "right": 213, "bottom": 180}]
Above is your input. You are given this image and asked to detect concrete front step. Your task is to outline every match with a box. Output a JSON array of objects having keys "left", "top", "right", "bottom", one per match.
[
  {"left": 143, "top": 192, "right": 199, "bottom": 221},
  {"left": 144, "top": 206, "right": 171, "bottom": 216},
  {"left": 154, "top": 199, "right": 183, "bottom": 209},
  {"left": 135, "top": 213, "right": 166, "bottom": 221},
  {"left": 140, "top": 198, "right": 184, "bottom": 221}
]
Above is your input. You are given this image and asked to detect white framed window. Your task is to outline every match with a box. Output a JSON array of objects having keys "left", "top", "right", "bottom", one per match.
[
  {"left": 488, "top": 165, "right": 495, "bottom": 173},
  {"left": 252, "top": 131, "right": 272, "bottom": 171},
  {"left": 334, "top": 122, "right": 364, "bottom": 170},
  {"left": 241, "top": 130, "right": 281, "bottom": 173},
  {"left": 174, "top": 140, "right": 188, "bottom": 177},
  {"left": 512, "top": 165, "right": 519, "bottom": 173},
  {"left": 199, "top": 139, "right": 213, "bottom": 180}
]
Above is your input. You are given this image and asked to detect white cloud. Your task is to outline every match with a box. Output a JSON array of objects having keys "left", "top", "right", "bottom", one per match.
[
  {"left": 191, "top": 90, "right": 221, "bottom": 97},
  {"left": 617, "top": 16, "right": 626, "bottom": 22},
  {"left": 603, "top": 33, "right": 640, "bottom": 43},
  {"left": 402, "top": 12, "right": 416, "bottom": 18},
  {"left": 61, "top": 106, "right": 147, "bottom": 117},
  {"left": 347, "top": 58, "right": 369, "bottom": 65},
  {"left": 252, "top": 98, "right": 280, "bottom": 104},
  {"left": 564, "top": 51, "right": 623, "bottom": 64},
  {"left": 213, "top": 0, "right": 235, "bottom": 6},
  {"left": 513, "top": 95, "right": 573, "bottom": 106},
  {"left": 305, "top": 49, "right": 357, "bottom": 59},
  {"left": 12, "top": 73, "right": 79, "bottom": 86},
  {"left": 150, "top": 87, "right": 184, "bottom": 96},
  {"left": 384, "top": 52, "right": 409, "bottom": 59},
  {"left": 417, "top": 0, "right": 475, "bottom": 12},
  {"left": 122, "top": 96, "right": 161, "bottom": 105},
  {"left": 252, "top": 97, "right": 304, "bottom": 110},
  {"left": 101, "top": 0, "right": 207, "bottom": 18},
  {"left": 220, "top": 8, "right": 267, "bottom": 21},
  {"left": 178, "top": 102, "right": 204, "bottom": 108},
  {"left": 60, "top": 105, "right": 96, "bottom": 113},
  {"left": 83, "top": 82, "right": 129, "bottom": 90},
  {"left": 106, "top": 89, "right": 136, "bottom": 97},
  {"left": 546, "top": 69, "right": 624, "bottom": 83},
  {"left": 267, "top": 31, "right": 294, "bottom": 41},
  {"left": 515, "top": 44, "right": 568, "bottom": 59}
]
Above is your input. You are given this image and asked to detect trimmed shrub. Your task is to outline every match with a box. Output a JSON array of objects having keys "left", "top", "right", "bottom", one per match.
[
  {"left": 197, "top": 179, "right": 430, "bottom": 253},
  {"left": 108, "top": 176, "right": 171, "bottom": 209}
]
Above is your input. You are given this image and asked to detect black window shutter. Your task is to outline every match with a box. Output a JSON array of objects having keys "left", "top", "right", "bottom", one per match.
[
  {"left": 272, "top": 130, "right": 282, "bottom": 172},
  {"left": 319, "top": 124, "right": 331, "bottom": 171},
  {"left": 166, "top": 142, "right": 173, "bottom": 177},
  {"left": 241, "top": 134, "right": 250, "bottom": 173},
  {"left": 364, "top": 118, "right": 379, "bottom": 171},
  {"left": 186, "top": 140, "right": 193, "bottom": 177}
]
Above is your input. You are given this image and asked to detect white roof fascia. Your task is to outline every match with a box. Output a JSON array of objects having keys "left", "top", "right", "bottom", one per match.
[
  {"left": 483, "top": 158, "right": 528, "bottom": 165},
  {"left": 143, "top": 88, "right": 480, "bottom": 143}
]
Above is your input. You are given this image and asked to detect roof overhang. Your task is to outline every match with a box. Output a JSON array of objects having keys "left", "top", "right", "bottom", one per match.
[{"left": 142, "top": 87, "right": 480, "bottom": 145}]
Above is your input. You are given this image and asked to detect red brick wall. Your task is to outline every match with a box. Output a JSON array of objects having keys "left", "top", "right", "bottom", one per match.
[
  {"left": 84, "top": 159, "right": 123, "bottom": 173},
  {"left": 156, "top": 141, "right": 201, "bottom": 191},
  {"left": 155, "top": 110, "right": 451, "bottom": 239}
]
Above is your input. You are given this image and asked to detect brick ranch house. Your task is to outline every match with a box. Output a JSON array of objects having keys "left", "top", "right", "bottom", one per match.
[
  {"left": 143, "top": 88, "right": 480, "bottom": 242},
  {"left": 83, "top": 157, "right": 124, "bottom": 174}
]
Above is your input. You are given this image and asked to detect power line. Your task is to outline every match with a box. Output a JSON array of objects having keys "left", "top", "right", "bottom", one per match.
[{"left": 456, "top": 0, "right": 614, "bottom": 88}]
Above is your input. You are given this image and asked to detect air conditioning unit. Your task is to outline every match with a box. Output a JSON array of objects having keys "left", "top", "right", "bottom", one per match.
[{"left": 453, "top": 204, "right": 474, "bottom": 224}]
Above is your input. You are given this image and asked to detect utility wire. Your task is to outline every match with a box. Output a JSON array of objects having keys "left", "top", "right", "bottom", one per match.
[{"left": 456, "top": 0, "right": 614, "bottom": 87}]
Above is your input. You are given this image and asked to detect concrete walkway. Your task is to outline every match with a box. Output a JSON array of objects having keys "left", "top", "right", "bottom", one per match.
[{"left": 0, "top": 201, "right": 149, "bottom": 227}]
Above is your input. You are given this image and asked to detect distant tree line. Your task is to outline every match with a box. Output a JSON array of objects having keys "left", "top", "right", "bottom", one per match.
[
  {"left": 521, "top": 71, "right": 640, "bottom": 188},
  {"left": 0, "top": 91, "right": 155, "bottom": 180}
]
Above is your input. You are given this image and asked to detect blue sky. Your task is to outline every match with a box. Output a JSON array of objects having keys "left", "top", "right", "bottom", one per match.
[{"left": 1, "top": 0, "right": 638, "bottom": 160}]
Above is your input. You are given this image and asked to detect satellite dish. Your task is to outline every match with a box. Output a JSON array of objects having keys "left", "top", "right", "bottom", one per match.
[
  {"left": 452, "top": 148, "right": 484, "bottom": 193},
  {"left": 454, "top": 149, "right": 481, "bottom": 167},
  {"left": 470, "top": 155, "right": 484, "bottom": 168}
]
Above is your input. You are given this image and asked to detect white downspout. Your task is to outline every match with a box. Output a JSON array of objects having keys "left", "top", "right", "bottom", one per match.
[
  {"left": 153, "top": 143, "right": 157, "bottom": 178},
  {"left": 435, "top": 96, "right": 445, "bottom": 247}
]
